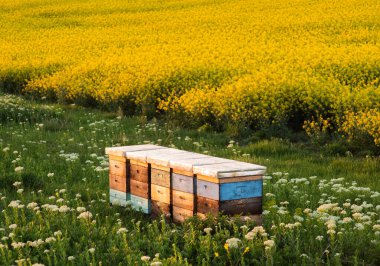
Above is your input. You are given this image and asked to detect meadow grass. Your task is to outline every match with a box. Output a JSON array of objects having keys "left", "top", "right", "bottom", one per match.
[{"left": 0, "top": 94, "right": 379, "bottom": 265}]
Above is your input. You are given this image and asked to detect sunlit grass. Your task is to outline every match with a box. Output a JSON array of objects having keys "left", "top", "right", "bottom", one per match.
[{"left": 0, "top": 94, "right": 379, "bottom": 265}]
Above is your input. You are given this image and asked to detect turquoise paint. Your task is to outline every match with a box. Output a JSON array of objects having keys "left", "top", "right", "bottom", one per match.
[
  {"left": 220, "top": 180, "right": 262, "bottom": 201},
  {"left": 130, "top": 194, "right": 151, "bottom": 214}
]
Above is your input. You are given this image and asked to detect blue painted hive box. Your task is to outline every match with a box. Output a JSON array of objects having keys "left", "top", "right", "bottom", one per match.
[{"left": 193, "top": 161, "right": 265, "bottom": 219}]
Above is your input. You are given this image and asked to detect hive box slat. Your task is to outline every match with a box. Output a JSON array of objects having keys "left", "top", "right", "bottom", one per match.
[
  {"left": 130, "top": 194, "right": 151, "bottom": 214},
  {"left": 197, "top": 179, "right": 262, "bottom": 201},
  {"left": 151, "top": 168, "right": 171, "bottom": 187},
  {"left": 108, "top": 155, "right": 127, "bottom": 162},
  {"left": 197, "top": 196, "right": 262, "bottom": 215},
  {"left": 109, "top": 174, "right": 128, "bottom": 192},
  {"left": 110, "top": 188, "right": 129, "bottom": 200},
  {"left": 105, "top": 145, "right": 166, "bottom": 157},
  {"left": 125, "top": 148, "right": 176, "bottom": 162},
  {"left": 130, "top": 164, "right": 149, "bottom": 183},
  {"left": 151, "top": 200, "right": 170, "bottom": 216},
  {"left": 172, "top": 173, "right": 193, "bottom": 193},
  {"left": 173, "top": 206, "right": 193, "bottom": 223},
  {"left": 109, "top": 158, "right": 127, "bottom": 177},
  {"left": 148, "top": 152, "right": 210, "bottom": 168},
  {"left": 193, "top": 162, "right": 266, "bottom": 179},
  {"left": 151, "top": 184, "right": 170, "bottom": 204},
  {"left": 130, "top": 179, "right": 149, "bottom": 199},
  {"left": 172, "top": 190, "right": 194, "bottom": 211},
  {"left": 169, "top": 157, "right": 232, "bottom": 172}
]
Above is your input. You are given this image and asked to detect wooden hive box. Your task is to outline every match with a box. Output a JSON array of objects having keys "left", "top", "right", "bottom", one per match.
[
  {"left": 105, "top": 145, "right": 167, "bottom": 213},
  {"left": 168, "top": 156, "right": 232, "bottom": 222},
  {"left": 121, "top": 146, "right": 170, "bottom": 214},
  {"left": 193, "top": 162, "right": 266, "bottom": 220},
  {"left": 147, "top": 150, "right": 209, "bottom": 218}
]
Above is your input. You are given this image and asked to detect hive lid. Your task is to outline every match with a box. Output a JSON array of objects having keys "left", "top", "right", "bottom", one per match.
[
  {"left": 105, "top": 144, "right": 166, "bottom": 157},
  {"left": 193, "top": 162, "right": 266, "bottom": 178},
  {"left": 148, "top": 152, "right": 210, "bottom": 167},
  {"left": 126, "top": 147, "right": 184, "bottom": 162},
  {"left": 169, "top": 156, "right": 233, "bottom": 172}
]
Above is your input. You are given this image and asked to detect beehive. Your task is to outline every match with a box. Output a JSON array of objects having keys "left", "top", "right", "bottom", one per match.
[
  {"left": 194, "top": 162, "right": 265, "bottom": 219},
  {"left": 105, "top": 145, "right": 266, "bottom": 222},
  {"left": 138, "top": 149, "right": 208, "bottom": 218},
  {"left": 105, "top": 145, "right": 167, "bottom": 213},
  {"left": 168, "top": 156, "right": 231, "bottom": 222}
]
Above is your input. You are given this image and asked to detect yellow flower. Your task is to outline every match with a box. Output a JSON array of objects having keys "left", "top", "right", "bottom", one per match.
[{"left": 243, "top": 247, "right": 250, "bottom": 255}]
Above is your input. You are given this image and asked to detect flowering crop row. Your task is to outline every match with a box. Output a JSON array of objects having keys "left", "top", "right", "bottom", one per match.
[{"left": 1, "top": 0, "right": 380, "bottom": 146}]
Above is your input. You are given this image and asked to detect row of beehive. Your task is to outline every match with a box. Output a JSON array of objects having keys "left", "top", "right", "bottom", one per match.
[{"left": 105, "top": 145, "right": 266, "bottom": 222}]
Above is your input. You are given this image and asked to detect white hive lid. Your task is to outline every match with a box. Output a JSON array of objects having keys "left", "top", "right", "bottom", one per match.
[
  {"left": 105, "top": 144, "right": 166, "bottom": 157},
  {"left": 148, "top": 151, "right": 210, "bottom": 167},
  {"left": 126, "top": 147, "right": 183, "bottom": 163},
  {"left": 169, "top": 156, "right": 233, "bottom": 172},
  {"left": 193, "top": 162, "right": 266, "bottom": 178}
]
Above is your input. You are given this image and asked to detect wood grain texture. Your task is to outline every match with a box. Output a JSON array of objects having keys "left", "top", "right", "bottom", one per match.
[
  {"left": 151, "top": 200, "right": 170, "bottom": 216},
  {"left": 129, "top": 160, "right": 148, "bottom": 167},
  {"left": 109, "top": 159, "right": 127, "bottom": 177},
  {"left": 169, "top": 156, "right": 229, "bottom": 172},
  {"left": 220, "top": 197, "right": 262, "bottom": 215},
  {"left": 219, "top": 175, "right": 262, "bottom": 183},
  {"left": 108, "top": 155, "right": 127, "bottom": 162},
  {"left": 109, "top": 174, "right": 128, "bottom": 192},
  {"left": 127, "top": 148, "right": 176, "bottom": 163},
  {"left": 220, "top": 180, "right": 262, "bottom": 200},
  {"left": 197, "top": 196, "right": 262, "bottom": 215},
  {"left": 150, "top": 164, "right": 170, "bottom": 172},
  {"left": 130, "top": 179, "right": 149, "bottom": 198},
  {"left": 151, "top": 184, "right": 170, "bottom": 204},
  {"left": 148, "top": 151, "right": 197, "bottom": 167},
  {"left": 130, "top": 194, "right": 151, "bottom": 214},
  {"left": 196, "top": 179, "right": 219, "bottom": 200},
  {"left": 196, "top": 196, "right": 219, "bottom": 215},
  {"left": 197, "top": 174, "right": 262, "bottom": 183},
  {"left": 151, "top": 168, "right": 170, "bottom": 187},
  {"left": 193, "top": 162, "right": 266, "bottom": 178},
  {"left": 106, "top": 144, "right": 166, "bottom": 157},
  {"left": 172, "top": 206, "right": 193, "bottom": 223},
  {"left": 109, "top": 189, "right": 129, "bottom": 200},
  {"left": 130, "top": 164, "right": 148, "bottom": 183},
  {"left": 172, "top": 173, "right": 193, "bottom": 193},
  {"left": 172, "top": 190, "right": 194, "bottom": 210},
  {"left": 172, "top": 168, "right": 193, "bottom": 177},
  {"left": 196, "top": 174, "right": 219, "bottom": 183}
]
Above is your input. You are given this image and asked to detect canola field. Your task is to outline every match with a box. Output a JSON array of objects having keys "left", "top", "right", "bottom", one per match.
[{"left": 1, "top": 0, "right": 380, "bottom": 145}]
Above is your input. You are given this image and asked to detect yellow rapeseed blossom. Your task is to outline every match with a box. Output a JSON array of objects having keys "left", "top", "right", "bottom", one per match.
[{"left": 1, "top": 0, "right": 380, "bottom": 145}]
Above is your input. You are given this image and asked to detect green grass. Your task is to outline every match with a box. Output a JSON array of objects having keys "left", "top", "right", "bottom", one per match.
[{"left": 0, "top": 93, "right": 379, "bottom": 265}]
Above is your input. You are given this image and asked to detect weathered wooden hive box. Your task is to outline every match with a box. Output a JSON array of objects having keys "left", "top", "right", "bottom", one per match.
[{"left": 105, "top": 145, "right": 266, "bottom": 223}]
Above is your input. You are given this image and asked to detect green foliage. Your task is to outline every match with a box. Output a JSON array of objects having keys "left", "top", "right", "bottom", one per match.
[{"left": 0, "top": 94, "right": 379, "bottom": 265}]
